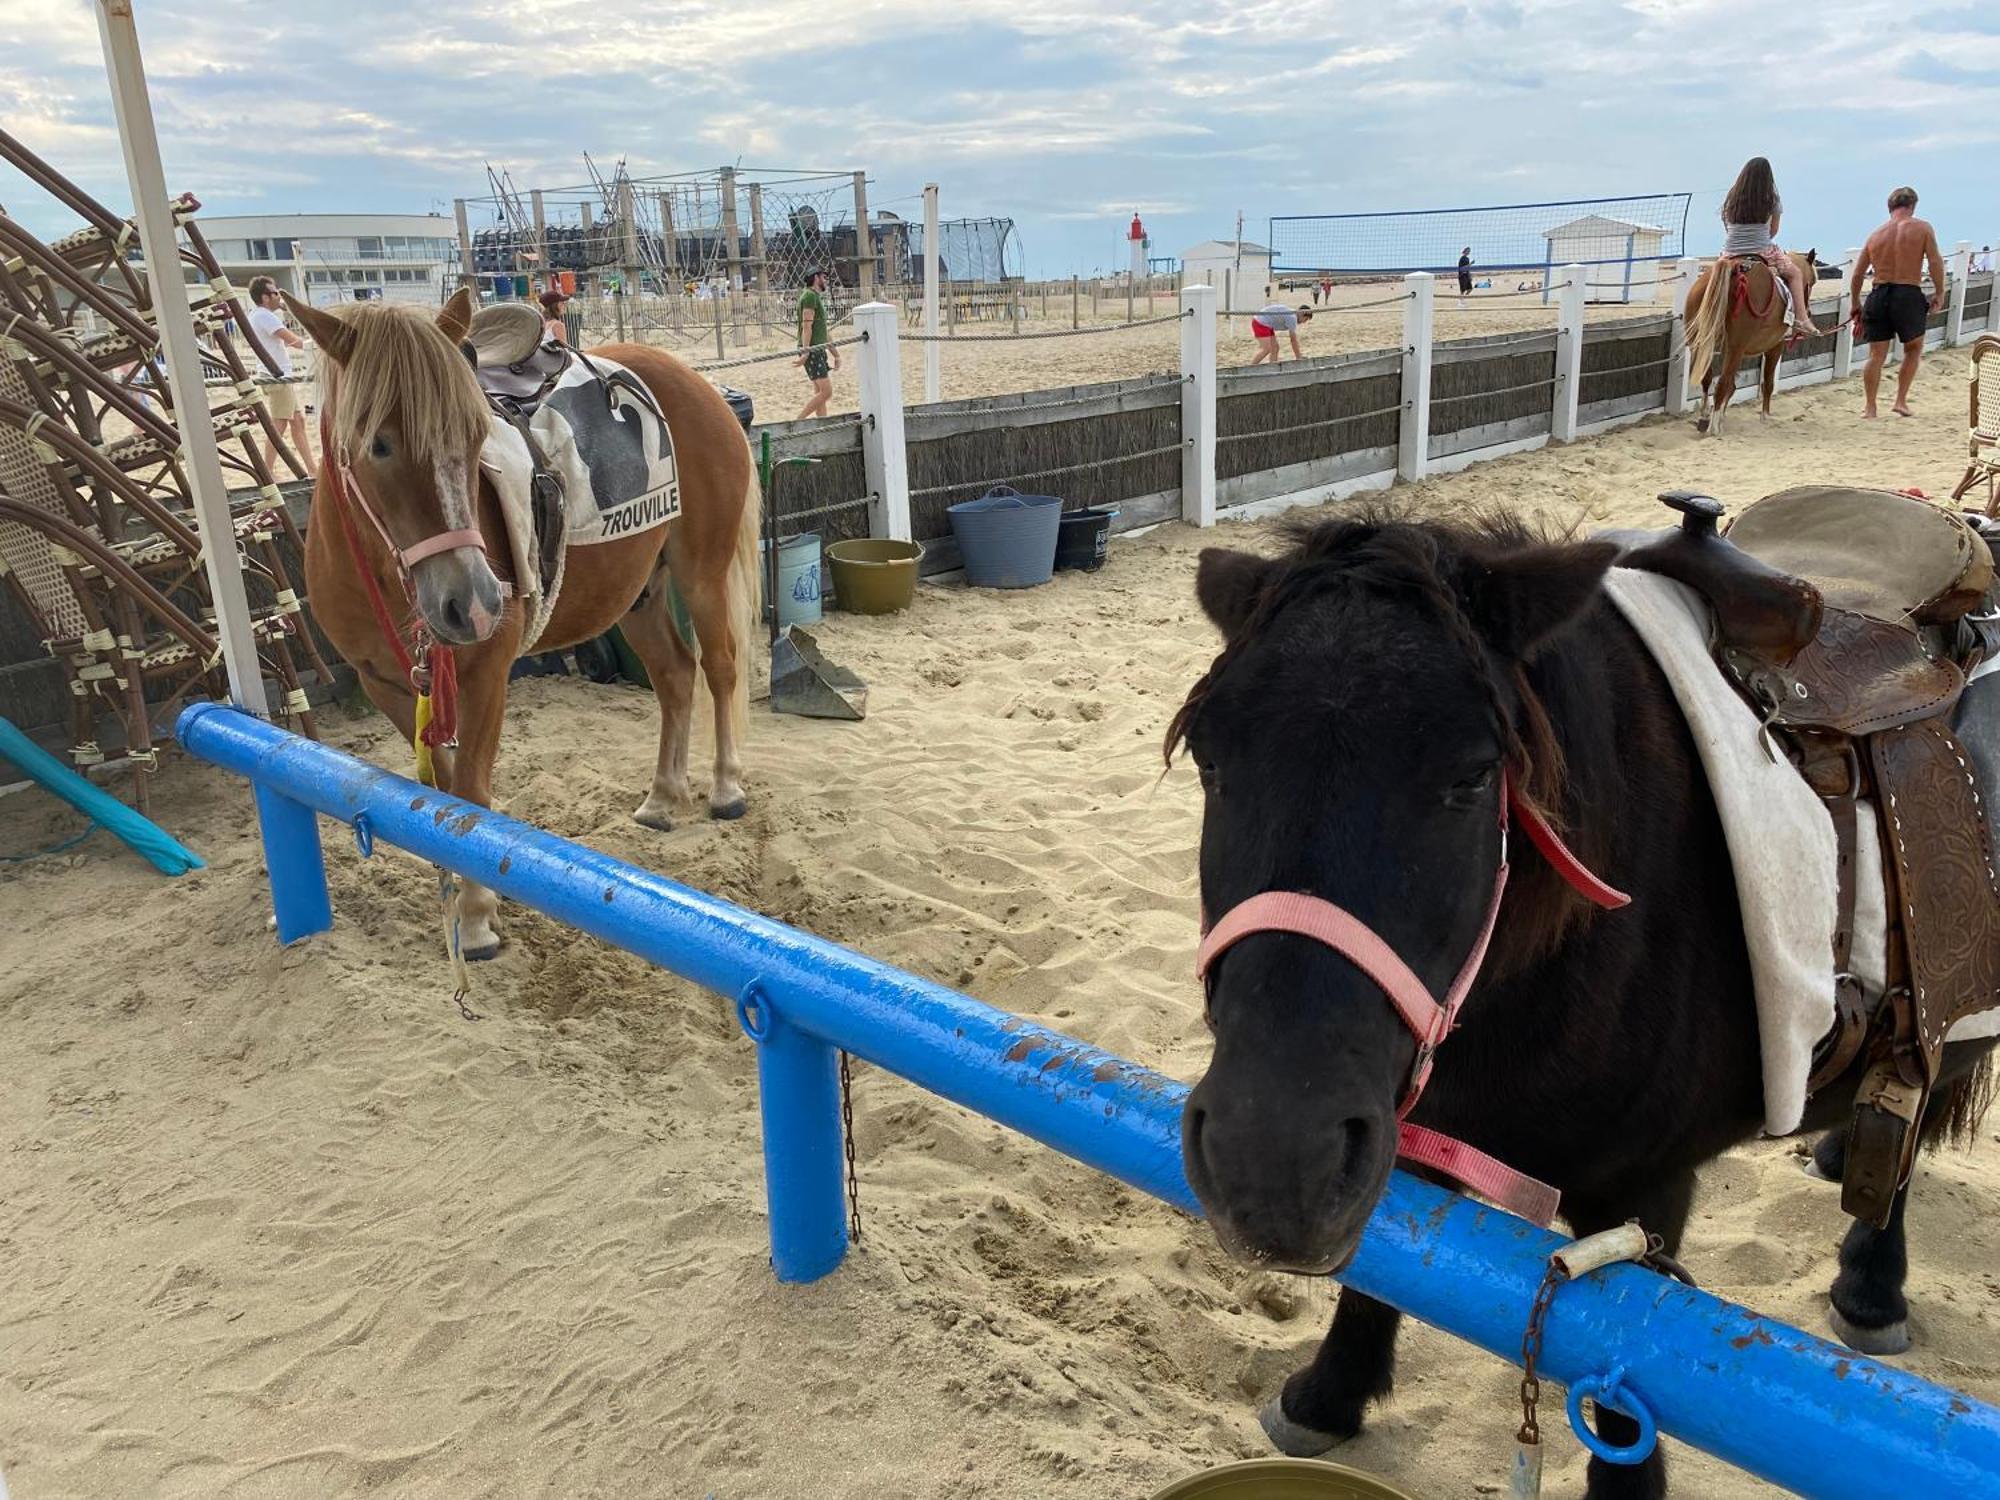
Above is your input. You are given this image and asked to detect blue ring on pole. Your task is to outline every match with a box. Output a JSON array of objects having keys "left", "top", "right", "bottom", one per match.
[
  {"left": 1568, "top": 1365, "right": 1658, "bottom": 1465},
  {"left": 736, "top": 981, "right": 773, "bottom": 1042},
  {"left": 352, "top": 812, "right": 375, "bottom": 859}
]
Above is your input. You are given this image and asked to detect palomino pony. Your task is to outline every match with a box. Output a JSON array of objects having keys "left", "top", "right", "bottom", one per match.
[
  {"left": 1683, "top": 249, "right": 1818, "bottom": 434},
  {"left": 1170, "top": 511, "right": 1994, "bottom": 1500},
  {"left": 289, "top": 288, "right": 760, "bottom": 957}
]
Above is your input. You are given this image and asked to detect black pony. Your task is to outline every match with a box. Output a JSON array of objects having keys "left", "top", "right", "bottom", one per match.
[{"left": 1169, "top": 509, "right": 1994, "bottom": 1500}]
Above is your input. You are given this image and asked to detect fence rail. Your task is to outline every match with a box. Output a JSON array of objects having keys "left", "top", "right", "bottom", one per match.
[{"left": 178, "top": 701, "right": 2000, "bottom": 1500}]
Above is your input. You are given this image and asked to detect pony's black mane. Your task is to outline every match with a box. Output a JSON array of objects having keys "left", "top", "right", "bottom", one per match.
[{"left": 1166, "top": 505, "right": 1579, "bottom": 819}]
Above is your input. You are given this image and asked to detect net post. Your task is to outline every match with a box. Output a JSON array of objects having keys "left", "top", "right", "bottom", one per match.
[
  {"left": 1552, "top": 264, "right": 1585, "bottom": 443},
  {"left": 1398, "top": 272, "right": 1435, "bottom": 483},
  {"left": 1666, "top": 257, "right": 1700, "bottom": 416},
  {"left": 1949, "top": 242, "right": 1972, "bottom": 347},
  {"left": 855, "top": 302, "right": 911, "bottom": 543},
  {"left": 1180, "top": 284, "right": 1217, "bottom": 527}
]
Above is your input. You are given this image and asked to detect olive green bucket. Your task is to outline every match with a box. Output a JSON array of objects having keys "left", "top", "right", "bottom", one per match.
[
  {"left": 1149, "top": 1458, "right": 1421, "bottom": 1500},
  {"left": 826, "top": 538, "right": 922, "bottom": 614}
]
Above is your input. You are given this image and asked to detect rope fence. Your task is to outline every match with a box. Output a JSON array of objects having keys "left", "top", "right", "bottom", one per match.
[
  {"left": 907, "top": 375, "right": 1188, "bottom": 419},
  {"left": 901, "top": 309, "right": 1189, "bottom": 344},
  {"left": 1217, "top": 401, "right": 1406, "bottom": 445},
  {"left": 693, "top": 333, "right": 867, "bottom": 374},
  {"left": 1430, "top": 375, "right": 1559, "bottom": 406},
  {"left": 908, "top": 439, "right": 1189, "bottom": 501},
  {"left": 775, "top": 494, "right": 875, "bottom": 524}
]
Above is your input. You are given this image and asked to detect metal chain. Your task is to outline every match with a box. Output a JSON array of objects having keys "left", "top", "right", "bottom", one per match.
[
  {"left": 1216, "top": 400, "right": 1404, "bottom": 444},
  {"left": 907, "top": 438, "right": 1189, "bottom": 500},
  {"left": 1518, "top": 1260, "right": 1569, "bottom": 1445},
  {"left": 839, "top": 1050, "right": 863, "bottom": 1246},
  {"left": 692, "top": 332, "right": 867, "bottom": 373},
  {"left": 903, "top": 309, "right": 1190, "bottom": 343}
]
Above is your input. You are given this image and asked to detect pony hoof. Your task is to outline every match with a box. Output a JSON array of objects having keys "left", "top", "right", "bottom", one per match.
[
  {"left": 463, "top": 940, "right": 502, "bottom": 963},
  {"left": 710, "top": 797, "right": 748, "bottom": 822},
  {"left": 1828, "top": 1305, "right": 1911, "bottom": 1356},
  {"left": 633, "top": 807, "right": 675, "bottom": 833},
  {"left": 1696, "top": 416, "right": 1711, "bottom": 434},
  {"left": 1259, "top": 1395, "right": 1348, "bottom": 1458}
]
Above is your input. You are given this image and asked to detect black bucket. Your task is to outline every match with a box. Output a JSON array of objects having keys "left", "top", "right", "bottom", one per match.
[
  {"left": 719, "top": 384, "right": 755, "bottom": 438},
  {"left": 1055, "top": 507, "right": 1118, "bottom": 572}
]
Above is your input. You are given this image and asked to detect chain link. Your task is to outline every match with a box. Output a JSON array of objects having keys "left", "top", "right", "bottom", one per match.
[
  {"left": 1518, "top": 1260, "right": 1568, "bottom": 1445},
  {"left": 839, "top": 1050, "right": 862, "bottom": 1246}
]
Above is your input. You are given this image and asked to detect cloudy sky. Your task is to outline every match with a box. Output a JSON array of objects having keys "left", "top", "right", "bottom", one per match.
[{"left": 5, "top": 0, "right": 1998, "bottom": 276}]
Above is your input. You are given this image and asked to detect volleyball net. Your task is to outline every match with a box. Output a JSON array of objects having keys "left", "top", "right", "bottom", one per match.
[{"left": 1268, "top": 193, "right": 1694, "bottom": 277}]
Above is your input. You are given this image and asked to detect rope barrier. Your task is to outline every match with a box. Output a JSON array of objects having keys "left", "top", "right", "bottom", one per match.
[
  {"left": 1225, "top": 290, "right": 1415, "bottom": 315},
  {"left": 775, "top": 494, "right": 875, "bottom": 524},
  {"left": 908, "top": 375, "right": 1187, "bottom": 419},
  {"left": 909, "top": 439, "right": 1189, "bottom": 501},
  {"left": 902, "top": 309, "right": 1190, "bottom": 344},
  {"left": 1216, "top": 401, "right": 1405, "bottom": 444},
  {"left": 1429, "top": 375, "right": 1559, "bottom": 406},
  {"left": 692, "top": 332, "right": 867, "bottom": 373}
]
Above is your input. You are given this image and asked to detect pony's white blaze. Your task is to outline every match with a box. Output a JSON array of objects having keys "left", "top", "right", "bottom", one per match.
[{"left": 433, "top": 452, "right": 474, "bottom": 531}]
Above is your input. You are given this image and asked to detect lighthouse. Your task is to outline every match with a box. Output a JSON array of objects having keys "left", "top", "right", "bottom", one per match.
[{"left": 1128, "top": 212, "right": 1147, "bottom": 282}]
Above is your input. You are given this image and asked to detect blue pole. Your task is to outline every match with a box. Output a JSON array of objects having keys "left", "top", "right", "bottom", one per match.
[
  {"left": 252, "top": 780, "right": 331, "bottom": 944},
  {"left": 741, "top": 990, "right": 848, "bottom": 1282},
  {"left": 176, "top": 704, "right": 2000, "bottom": 1500}
]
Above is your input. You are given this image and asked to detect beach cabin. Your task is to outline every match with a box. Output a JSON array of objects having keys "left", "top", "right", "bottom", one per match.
[
  {"left": 1542, "top": 214, "right": 1667, "bottom": 304},
  {"left": 1179, "top": 239, "right": 1274, "bottom": 301}
]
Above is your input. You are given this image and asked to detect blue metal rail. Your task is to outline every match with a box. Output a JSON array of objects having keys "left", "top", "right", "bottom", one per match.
[{"left": 178, "top": 701, "right": 2000, "bottom": 1500}]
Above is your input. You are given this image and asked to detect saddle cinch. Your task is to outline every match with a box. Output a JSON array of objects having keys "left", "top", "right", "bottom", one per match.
[{"left": 1625, "top": 486, "right": 2000, "bottom": 1225}]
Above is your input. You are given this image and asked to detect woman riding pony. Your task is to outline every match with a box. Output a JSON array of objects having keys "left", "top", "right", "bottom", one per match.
[{"left": 1721, "top": 157, "right": 1821, "bottom": 338}]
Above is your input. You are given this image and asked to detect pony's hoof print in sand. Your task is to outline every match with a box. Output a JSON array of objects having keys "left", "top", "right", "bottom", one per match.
[
  {"left": 1258, "top": 1395, "right": 1349, "bottom": 1458},
  {"left": 1828, "top": 1305, "right": 1912, "bottom": 1356}
]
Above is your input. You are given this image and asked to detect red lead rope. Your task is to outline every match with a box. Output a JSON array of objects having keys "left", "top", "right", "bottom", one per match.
[{"left": 321, "top": 410, "right": 458, "bottom": 748}]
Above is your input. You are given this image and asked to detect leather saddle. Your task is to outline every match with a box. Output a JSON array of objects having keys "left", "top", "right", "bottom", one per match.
[
  {"left": 1623, "top": 486, "right": 2000, "bottom": 1226},
  {"left": 467, "top": 303, "right": 570, "bottom": 409}
]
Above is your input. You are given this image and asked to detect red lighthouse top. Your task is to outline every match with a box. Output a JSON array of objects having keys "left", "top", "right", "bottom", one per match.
[{"left": 1128, "top": 213, "right": 1146, "bottom": 242}]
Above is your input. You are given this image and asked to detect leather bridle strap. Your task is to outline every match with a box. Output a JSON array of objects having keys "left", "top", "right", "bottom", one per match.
[
  {"left": 1192, "top": 775, "right": 1630, "bottom": 1228},
  {"left": 317, "top": 409, "right": 487, "bottom": 576}
]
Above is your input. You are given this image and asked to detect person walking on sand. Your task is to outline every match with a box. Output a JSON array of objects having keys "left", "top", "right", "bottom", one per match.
[
  {"left": 795, "top": 267, "right": 840, "bottom": 418},
  {"left": 242, "top": 275, "right": 315, "bottom": 477},
  {"left": 1851, "top": 186, "right": 1947, "bottom": 419},
  {"left": 1247, "top": 302, "right": 1312, "bottom": 365},
  {"left": 1719, "top": 157, "right": 1822, "bottom": 338},
  {"left": 1457, "top": 247, "right": 1473, "bottom": 307}
]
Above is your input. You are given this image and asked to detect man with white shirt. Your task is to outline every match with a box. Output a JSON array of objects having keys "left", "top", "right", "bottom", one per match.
[{"left": 242, "top": 275, "right": 314, "bottom": 476}]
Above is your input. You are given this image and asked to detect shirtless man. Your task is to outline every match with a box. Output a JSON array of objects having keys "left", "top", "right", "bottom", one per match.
[{"left": 1849, "top": 186, "right": 1946, "bottom": 419}]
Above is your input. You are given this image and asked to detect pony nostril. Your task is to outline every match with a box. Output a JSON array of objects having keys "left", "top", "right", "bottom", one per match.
[{"left": 441, "top": 596, "right": 469, "bottom": 635}]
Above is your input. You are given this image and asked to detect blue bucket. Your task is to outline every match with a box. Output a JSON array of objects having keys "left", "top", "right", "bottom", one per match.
[
  {"left": 761, "top": 531, "right": 822, "bottom": 627},
  {"left": 946, "top": 486, "right": 1062, "bottom": 589}
]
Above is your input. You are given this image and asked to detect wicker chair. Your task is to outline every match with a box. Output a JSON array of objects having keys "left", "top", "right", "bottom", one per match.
[{"left": 1953, "top": 334, "right": 2000, "bottom": 515}]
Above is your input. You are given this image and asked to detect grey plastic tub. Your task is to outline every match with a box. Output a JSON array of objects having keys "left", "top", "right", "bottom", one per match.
[{"left": 946, "top": 486, "right": 1062, "bottom": 588}]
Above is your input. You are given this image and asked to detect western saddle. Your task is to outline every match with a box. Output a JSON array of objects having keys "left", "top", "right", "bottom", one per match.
[{"left": 1625, "top": 485, "right": 2000, "bottom": 1226}]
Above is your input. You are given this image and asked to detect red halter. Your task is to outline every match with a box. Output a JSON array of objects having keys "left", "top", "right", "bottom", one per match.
[{"left": 1194, "top": 773, "right": 1629, "bottom": 1226}]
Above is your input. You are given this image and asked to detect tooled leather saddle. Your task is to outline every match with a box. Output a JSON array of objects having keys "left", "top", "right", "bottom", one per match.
[{"left": 1624, "top": 486, "right": 2000, "bottom": 1226}]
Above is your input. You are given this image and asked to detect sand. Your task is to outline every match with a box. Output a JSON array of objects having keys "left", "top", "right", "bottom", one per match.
[{"left": 3, "top": 348, "right": 1996, "bottom": 1499}]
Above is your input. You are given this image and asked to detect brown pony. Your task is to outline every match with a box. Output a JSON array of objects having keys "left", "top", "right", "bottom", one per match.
[
  {"left": 1683, "top": 249, "right": 1819, "bottom": 434},
  {"left": 287, "top": 287, "right": 760, "bottom": 957}
]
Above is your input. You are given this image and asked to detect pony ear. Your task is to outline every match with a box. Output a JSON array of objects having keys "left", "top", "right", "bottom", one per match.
[
  {"left": 437, "top": 286, "right": 475, "bottom": 344},
  {"left": 1458, "top": 540, "right": 1618, "bottom": 661},
  {"left": 1195, "top": 547, "right": 1280, "bottom": 638},
  {"left": 279, "top": 291, "right": 355, "bottom": 364}
]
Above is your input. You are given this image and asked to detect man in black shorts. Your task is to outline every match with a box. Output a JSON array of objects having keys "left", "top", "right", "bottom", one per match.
[
  {"left": 1850, "top": 186, "right": 1946, "bottom": 418},
  {"left": 795, "top": 268, "right": 840, "bottom": 418}
]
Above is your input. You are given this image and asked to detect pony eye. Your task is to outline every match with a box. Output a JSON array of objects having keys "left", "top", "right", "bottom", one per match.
[
  {"left": 369, "top": 436, "right": 390, "bottom": 461},
  {"left": 1446, "top": 765, "right": 1497, "bottom": 807},
  {"left": 1196, "top": 761, "right": 1220, "bottom": 794}
]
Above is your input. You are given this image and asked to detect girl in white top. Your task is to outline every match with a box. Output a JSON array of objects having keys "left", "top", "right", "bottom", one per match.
[{"left": 1720, "top": 156, "right": 1821, "bottom": 337}]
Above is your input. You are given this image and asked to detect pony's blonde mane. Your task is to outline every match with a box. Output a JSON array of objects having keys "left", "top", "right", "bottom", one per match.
[{"left": 318, "top": 301, "right": 489, "bottom": 463}]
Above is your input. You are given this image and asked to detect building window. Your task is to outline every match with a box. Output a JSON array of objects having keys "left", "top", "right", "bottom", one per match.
[
  {"left": 272, "top": 238, "right": 294, "bottom": 261},
  {"left": 356, "top": 236, "right": 384, "bottom": 259}
]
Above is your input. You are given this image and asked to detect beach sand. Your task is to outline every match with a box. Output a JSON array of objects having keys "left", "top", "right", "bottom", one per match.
[{"left": 2, "top": 347, "right": 1994, "bottom": 1499}]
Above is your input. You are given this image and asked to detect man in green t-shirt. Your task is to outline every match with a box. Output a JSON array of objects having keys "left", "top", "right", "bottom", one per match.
[{"left": 795, "top": 268, "right": 840, "bottom": 417}]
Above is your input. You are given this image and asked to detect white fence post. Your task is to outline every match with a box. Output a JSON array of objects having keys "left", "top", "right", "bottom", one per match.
[
  {"left": 1398, "top": 271, "right": 1435, "bottom": 483},
  {"left": 1180, "top": 283, "right": 1218, "bottom": 527},
  {"left": 1667, "top": 256, "right": 1700, "bottom": 416},
  {"left": 1552, "top": 264, "right": 1585, "bottom": 443},
  {"left": 921, "top": 183, "right": 941, "bottom": 403},
  {"left": 1833, "top": 284, "right": 1856, "bottom": 380},
  {"left": 1948, "top": 241, "right": 1972, "bottom": 347},
  {"left": 854, "top": 302, "right": 910, "bottom": 542}
]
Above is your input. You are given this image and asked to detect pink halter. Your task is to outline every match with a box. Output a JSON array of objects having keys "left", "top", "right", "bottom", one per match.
[{"left": 1195, "top": 773, "right": 1629, "bottom": 1226}]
